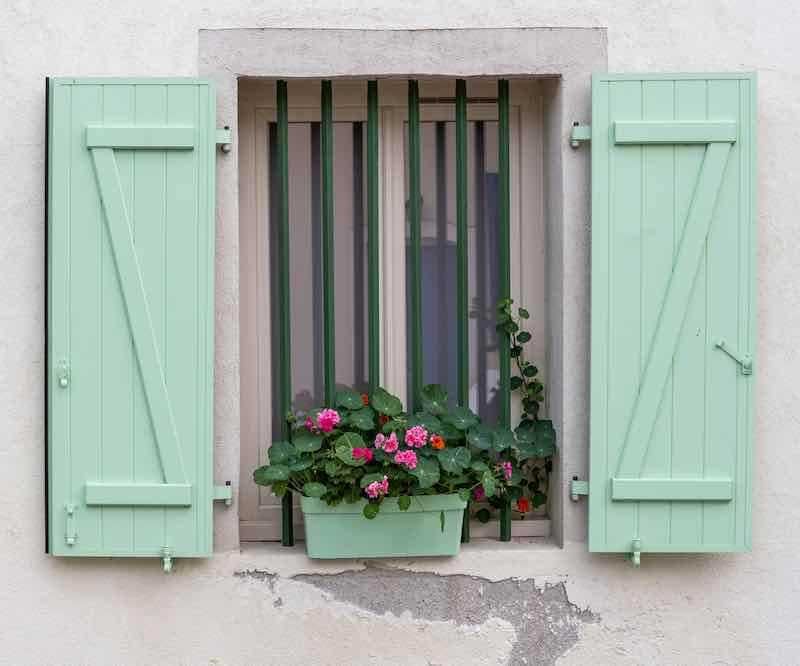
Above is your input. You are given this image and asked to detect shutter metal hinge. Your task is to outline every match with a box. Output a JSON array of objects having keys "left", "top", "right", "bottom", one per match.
[
  {"left": 570, "top": 476, "right": 589, "bottom": 501},
  {"left": 214, "top": 481, "right": 233, "bottom": 507},
  {"left": 65, "top": 503, "right": 77, "bottom": 545},
  {"left": 714, "top": 338, "right": 753, "bottom": 375},
  {"left": 216, "top": 126, "right": 232, "bottom": 153},
  {"left": 570, "top": 122, "right": 591, "bottom": 148}
]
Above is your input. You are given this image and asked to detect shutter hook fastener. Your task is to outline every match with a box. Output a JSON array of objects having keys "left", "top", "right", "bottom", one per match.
[
  {"left": 216, "top": 126, "right": 232, "bottom": 153},
  {"left": 161, "top": 547, "right": 173, "bottom": 573},
  {"left": 570, "top": 122, "right": 591, "bottom": 148},
  {"left": 714, "top": 338, "right": 753, "bottom": 375},
  {"left": 57, "top": 359, "right": 70, "bottom": 388}
]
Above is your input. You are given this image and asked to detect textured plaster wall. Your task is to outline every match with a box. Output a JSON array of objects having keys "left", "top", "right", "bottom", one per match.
[{"left": 1, "top": 2, "right": 799, "bottom": 665}]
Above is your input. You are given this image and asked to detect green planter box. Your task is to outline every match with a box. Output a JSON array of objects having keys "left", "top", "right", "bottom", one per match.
[{"left": 300, "top": 494, "right": 467, "bottom": 559}]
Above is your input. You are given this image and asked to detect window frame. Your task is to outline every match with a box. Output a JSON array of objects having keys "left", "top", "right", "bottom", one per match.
[{"left": 238, "top": 78, "right": 550, "bottom": 541}]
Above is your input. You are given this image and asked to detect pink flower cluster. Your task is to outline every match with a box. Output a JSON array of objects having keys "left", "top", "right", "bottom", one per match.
[
  {"left": 373, "top": 432, "right": 399, "bottom": 453},
  {"left": 317, "top": 408, "right": 341, "bottom": 433},
  {"left": 404, "top": 425, "right": 428, "bottom": 448},
  {"left": 353, "top": 447, "right": 374, "bottom": 462},
  {"left": 365, "top": 475, "right": 389, "bottom": 499},
  {"left": 473, "top": 486, "right": 486, "bottom": 501},
  {"left": 500, "top": 461, "right": 513, "bottom": 481},
  {"left": 394, "top": 449, "right": 418, "bottom": 470}
]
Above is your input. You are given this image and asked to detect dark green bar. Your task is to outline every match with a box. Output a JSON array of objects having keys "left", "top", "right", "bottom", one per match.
[
  {"left": 498, "top": 79, "right": 511, "bottom": 429},
  {"left": 367, "top": 80, "right": 380, "bottom": 389},
  {"left": 277, "top": 80, "right": 294, "bottom": 547},
  {"left": 321, "top": 80, "right": 335, "bottom": 404},
  {"left": 499, "top": 500, "right": 512, "bottom": 542},
  {"left": 407, "top": 80, "right": 423, "bottom": 409},
  {"left": 455, "top": 79, "right": 469, "bottom": 407},
  {"left": 461, "top": 501, "right": 471, "bottom": 543}
]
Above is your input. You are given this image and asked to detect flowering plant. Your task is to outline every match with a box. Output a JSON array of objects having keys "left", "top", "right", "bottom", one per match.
[{"left": 253, "top": 384, "right": 555, "bottom": 520}]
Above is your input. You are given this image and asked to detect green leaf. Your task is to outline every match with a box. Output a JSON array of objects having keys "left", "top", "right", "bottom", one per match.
[
  {"left": 253, "top": 464, "right": 290, "bottom": 485},
  {"left": 371, "top": 387, "right": 403, "bottom": 416},
  {"left": 510, "top": 345, "right": 522, "bottom": 358},
  {"left": 267, "top": 441, "right": 295, "bottom": 464},
  {"left": 336, "top": 387, "right": 365, "bottom": 410},
  {"left": 398, "top": 495, "right": 411, "bottom": 511},
  {"left": 467, "top": 425, "right": 493, "bottom": 450},
  {"left": 292, "top": 430, "right": 324, "bottom": 453},
  {"left": 509, "top": 376, "right": 523, "bottom": 390},
  {"left": 303, "top": 482, "right": 327, "bottom": 498},
  {"left": 359, "top": 473, "right": 387, "bottom": 488},
  {"left": 334, "top": 432, "right": 366, "bottom": 466},
  {"left": 476, "top": 508, "right": 491, "bottom": 523},
  {"left": 420, "top": 384, "right": 448, "bottom": 416},
  {"left": 492, "top": 427, "right": 516, "bottom": 452},
  {"left": 517, "top": 331, "right": 532, "bottom": 343},
  {"left": 518, "top": 307, "right": 530, "bottom": 319},
  {"left": 515, "top": 420, "right": 556, "bottom": 458},
  {"left": 481, "top": 470, "right": 496, "bottom": 498},
  {"left": 470, "top": 460, "right": 489, "bottom": 472},
  {"left": 523, "top": 365, "right": 538, "bottom": 378},
  {"left": 437, "top": 422, "right": 464, "bottom": 440},
  {"left": 289, "top": 458, "right": 313, "bottom": 472},
  {"left": 363, "top": 502, "right": 380, "bottom": 519},
  {"left": 324, "top": 460, "right": 341, "bottom": 476},
  {"left": 437, "top": 447, "right": 471, "bottom": 473},
  {"left": 444, "top": 405, "right": 479, "bottom": 431},
  {"left": 457, "top": 488, "right": 472, "bottom": 503},
  {"left": 272, "top": 480, "right": 288, "bottom": 497},
  {"left": 408, "top": 411, "right": 442, "bottom": 432},
  {"left": 532, "top": 491, "right": 547, "bottom": 508},
  {"left": 409, "top": 457, "right": 440, "bottom": 489},
  {"left": 348, "top": 407, "right": 375, "bottom": 431}
]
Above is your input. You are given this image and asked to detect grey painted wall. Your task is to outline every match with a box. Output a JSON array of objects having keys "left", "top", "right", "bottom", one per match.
[{"left": 1, "top": 3, "right": 798, "bottom": 664}]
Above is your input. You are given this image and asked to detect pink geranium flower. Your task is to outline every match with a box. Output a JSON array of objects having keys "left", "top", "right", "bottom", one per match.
[
  {"left": 316, "top": 408, "right": 341, "bottom": 433},
  {"left": 353, "top": 447, "right": 374, "bottom": 463},
  {"left": 473, "top": 486, "right": 486, "bottom": 501},
  {"left": 304, "top": 416, "right": 317, "bottom": 432},
  {"left": 405, "top": 425, "right": 428, "bottom": 448},
  {"left": 365, "top": 476, "right": 389, "bottom": 499},
  {"left": 394, "top": 449, "right": 418, "bottom": 470},
  {"left": 374, "top": 431, "right": 399, "bottom": 453},
  {"left": 500, "top": 461, "right": 513, "bottom": 481}
]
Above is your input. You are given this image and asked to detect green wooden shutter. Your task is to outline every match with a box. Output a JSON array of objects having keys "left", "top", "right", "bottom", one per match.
[
  {"left": 589, "top": 73, "right": 756, "bottom": 556},
  {"left": 46, "top": 78, "right": 217, "bottom": 561}
]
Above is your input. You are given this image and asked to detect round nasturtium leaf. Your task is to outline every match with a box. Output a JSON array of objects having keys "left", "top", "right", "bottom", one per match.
[
  {"left": 363, "top": 502, "right": 381, "bottom": 519},
  {"left": 302, "top": 482, "right": 328, "bottom": 498},
  {"left": 253, "top": 464, "right": 290, "bottom": 486},
  {"left": 336, "top": 388, "right": 365, "bottom": 410},
  {"left": 370, "top": 388, "right": 403, "bottom": 416}
]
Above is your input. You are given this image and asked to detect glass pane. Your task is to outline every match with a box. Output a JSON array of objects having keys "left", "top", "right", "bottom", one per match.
[
  {"left": 269, "top": 121, "right": 368, "bottom": 434},
  {"left": 405, "top": 119, "right": 500, "bottom": 420}
]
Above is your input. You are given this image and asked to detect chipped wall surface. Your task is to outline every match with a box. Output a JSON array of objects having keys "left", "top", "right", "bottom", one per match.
[{"left": 2, "top": 2, "right": 800, "bottom": 665}]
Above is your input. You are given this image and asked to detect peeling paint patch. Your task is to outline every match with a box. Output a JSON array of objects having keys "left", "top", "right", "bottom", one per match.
[
  {"left": 294, "top": 565, "right": 597, "bottom": 665},
  {"left": 234, "top": 569, "right": 278, "bottom": 593}
]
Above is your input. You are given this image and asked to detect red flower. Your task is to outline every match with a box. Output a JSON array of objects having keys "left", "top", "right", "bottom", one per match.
[
  {"left": 361, "top": 393, "right": 370, "bottom": 406},
  {"left": 516, "top": 497, "right": 531, "bottom": 513},
  {"left": 378, "top": 414, "right": 390, "bottom": 426},
  {"left": 430, "top": 435, "right": 445, "bottom": 450}
]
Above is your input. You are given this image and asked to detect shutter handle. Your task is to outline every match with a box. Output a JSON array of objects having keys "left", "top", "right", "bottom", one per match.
[{"left": 57, "top": 360, "right": 70, "bottom": 388}]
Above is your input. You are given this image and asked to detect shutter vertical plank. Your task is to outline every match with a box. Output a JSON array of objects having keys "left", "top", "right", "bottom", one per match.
[
  {"left": 132, "top": 83, "right": 169, "bottom": 552},
  {"left": 669, "top": 79, "right": 709, "bottom": 547},
  {"left": 100, "top": 83, "right": 136, "bottom": 552},
  {"left": 637, "top": 79, "right": 675, "bottom": 546},
  {"left": 590, "top": 73, "right": 755, "bottom": 554},
  {"left": 47, "top": 78, "right": 216, "bottom": 559}
]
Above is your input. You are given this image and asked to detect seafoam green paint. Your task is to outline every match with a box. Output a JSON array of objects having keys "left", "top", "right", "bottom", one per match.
[
  {"left": 47, "top": 78, "right": 216, "bottom": 558},
  {"left": 589, "top": 73, "right": 756, "bottom": 554}
]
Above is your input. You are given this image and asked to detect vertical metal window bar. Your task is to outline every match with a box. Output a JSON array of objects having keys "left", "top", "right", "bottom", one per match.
[
  {"left": 455, "top": 79, "right": 471, "bottom": 543},
  {"left": 276, "top": 80, "right": 294, "bottom": 547},
  {"left": 498, "top": 79, "right": 512, "bottom": 542},
  {"left": 320, "top": 80, "right": 336, "bottom": 404},
  {"left": 407, "top": 80, "right": 423, "bottom": 409},
  {"left": 367, "top": 80, "right": 380, "bottom": 388}
]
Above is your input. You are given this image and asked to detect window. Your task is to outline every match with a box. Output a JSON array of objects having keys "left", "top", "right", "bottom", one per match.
[{"left": 239, "top": 79, "right": 549, "bottom": 540}]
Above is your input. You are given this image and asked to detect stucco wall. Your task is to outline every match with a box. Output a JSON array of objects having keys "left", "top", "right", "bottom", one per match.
[{"left": 2, "top": 2, "right": 798, "bottom": 664}]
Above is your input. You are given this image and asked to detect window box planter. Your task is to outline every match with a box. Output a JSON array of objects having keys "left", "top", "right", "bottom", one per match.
[{"left": 301, "top": 494, "right": 467, "bottom": 559}]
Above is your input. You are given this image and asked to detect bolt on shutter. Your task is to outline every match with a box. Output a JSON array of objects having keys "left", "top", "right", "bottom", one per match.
[
  {"left": 589, "top": 74, "right": 756, "bottom": 554},
  {"left": 47, "top": 78, "right": 218, "bottom": 559}
]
